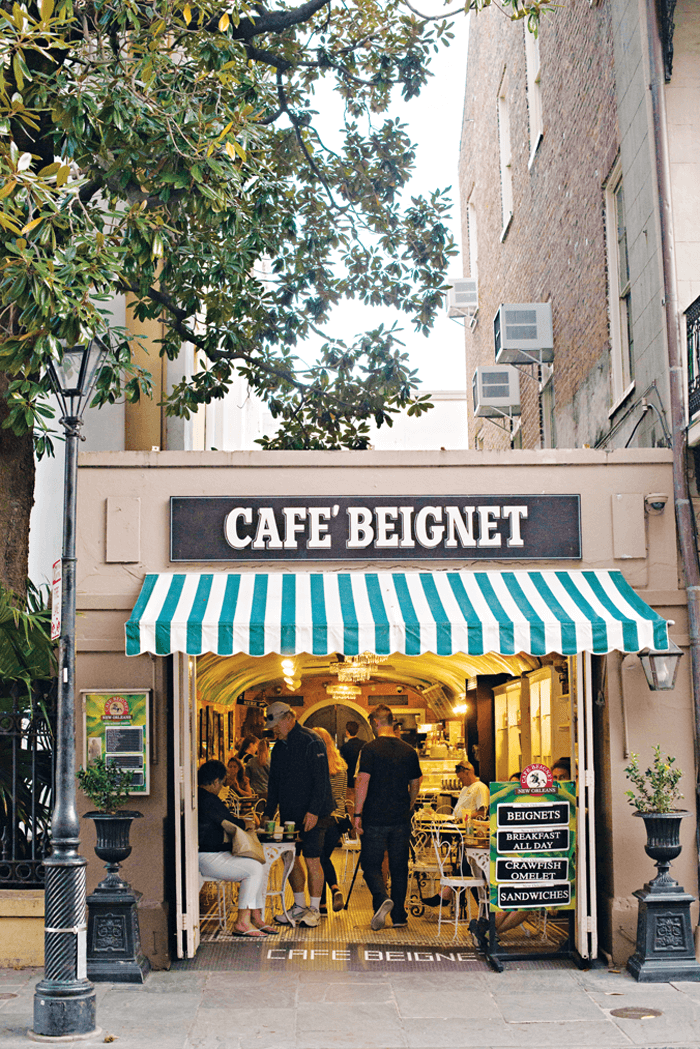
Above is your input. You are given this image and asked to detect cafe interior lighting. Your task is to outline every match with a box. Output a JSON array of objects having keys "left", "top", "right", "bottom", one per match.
[
  {"left": 331, "top": 651, "right": 388, "bottom": 684},
  {"left": 452, "top": 703, "right": 468, "bottom": 715},
  {"left": 327, "top": 683, "right": 362, "bottom": 698}
]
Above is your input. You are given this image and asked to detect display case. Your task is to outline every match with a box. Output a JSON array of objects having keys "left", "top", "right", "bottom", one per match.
[
  {"left": 417, "top": 757, "right": 463, "bottom": 796},
  {"left": 493, "top": 665, "right": 571, "bottom": 780}
]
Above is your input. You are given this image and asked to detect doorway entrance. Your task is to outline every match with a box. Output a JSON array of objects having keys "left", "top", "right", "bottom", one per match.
[{"left": 301, "top": 702, "right": 373, "bottom": 744}]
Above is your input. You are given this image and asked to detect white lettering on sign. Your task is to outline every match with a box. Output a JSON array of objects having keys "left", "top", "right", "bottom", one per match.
[
  {"left": 219, "top": 501, "right": 557, "bottom": 556},
  {"left": 224, "top": 507, "right": 253, "bottom": 548}
]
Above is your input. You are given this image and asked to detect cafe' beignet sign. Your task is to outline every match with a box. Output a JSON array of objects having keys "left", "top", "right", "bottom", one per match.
[{"left": 170, "top": 495, "right": 581, "bottom": 562}]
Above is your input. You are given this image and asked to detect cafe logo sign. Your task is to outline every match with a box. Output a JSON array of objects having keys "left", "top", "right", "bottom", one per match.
[
  {"left": 102, "top": 695, "right": 131, "bottom": 721},
  {"left": 170, "top": 495, "right": 581, "bottom": 562}
]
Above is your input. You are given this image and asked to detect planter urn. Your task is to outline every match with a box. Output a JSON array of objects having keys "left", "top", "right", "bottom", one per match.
[
  {"left": 84, "top": 811, "right": 150, "bottom": 984},
  {"left": 627, "top": 811, "right": 700, "bottom": 982}
]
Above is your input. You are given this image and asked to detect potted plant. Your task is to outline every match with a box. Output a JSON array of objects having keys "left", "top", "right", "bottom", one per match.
[
  {"left": 624, "top": 745, "right": 689, "bottom": 887},
  {"left": 77, "top": 755, "right": 141, "bottom": 876}
]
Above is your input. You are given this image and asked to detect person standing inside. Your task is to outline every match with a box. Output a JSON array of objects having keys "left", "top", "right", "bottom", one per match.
[
  {"left": 339, "top": 720, "right": 365, "bottom": 810},
  {"left": 312, "top": 726, "right": 348, "bottom": 914},
  {"left": 354, "top": 704, "right": 422, "bottom": 931},
  {"left": 247, "top": 736, "right": 270, "bottom": 800},
  {"left": 262, "top": 702, "right": 334, "bottom": 928}
]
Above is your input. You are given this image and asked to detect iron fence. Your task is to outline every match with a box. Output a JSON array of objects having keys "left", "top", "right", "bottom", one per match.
[{"left": 0, "top": 682, "right": 56, "bottom": 888}]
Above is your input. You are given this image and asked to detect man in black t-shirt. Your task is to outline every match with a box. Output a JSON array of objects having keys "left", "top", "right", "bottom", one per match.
[{"left": 354, "top": 705, "right": 422, "bottom": 930}]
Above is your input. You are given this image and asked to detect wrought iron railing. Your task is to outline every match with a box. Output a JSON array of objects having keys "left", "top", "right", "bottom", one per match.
[
  {"left": 687, "top": 295, "right": 700, "bottom": 420},
  {"left": 0, "top": 683, "right": 56, "bottom": 888}
]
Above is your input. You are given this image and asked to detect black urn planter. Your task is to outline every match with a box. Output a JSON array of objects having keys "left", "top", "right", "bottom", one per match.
[
  {"left": 627, "top": 810, "right": 700, "bottom": 982},
  {"left": 84, "top": 811, "right": 150, "bottom": 984}
]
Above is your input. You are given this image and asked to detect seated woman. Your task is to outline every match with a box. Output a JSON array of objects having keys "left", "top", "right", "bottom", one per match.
[
  {"left": 221, "top": 755, "right": 259, "bottom": 828},
  {"left": 237, "top": 734, "right": 259, "bottom": 768},
  {"left": 197, "top": 759, "right": 275, "bottom": 937},
  {"left": 246, "top": 737, "right": 270, "bottom": 801}
]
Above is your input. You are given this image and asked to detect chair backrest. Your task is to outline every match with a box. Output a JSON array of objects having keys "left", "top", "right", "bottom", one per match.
[{"left": 431, "top": 827, "right": 458, "bottom": 879}]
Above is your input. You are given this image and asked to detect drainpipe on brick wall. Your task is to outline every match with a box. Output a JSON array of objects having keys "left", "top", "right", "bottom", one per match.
[{"left": 645, "top": 0, "right": 700, "bottom": 944}]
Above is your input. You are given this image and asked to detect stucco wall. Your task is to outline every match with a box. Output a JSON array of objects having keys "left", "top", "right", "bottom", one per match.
[{"left": 73, "top": 448, "right": 694, "bottom": 967}]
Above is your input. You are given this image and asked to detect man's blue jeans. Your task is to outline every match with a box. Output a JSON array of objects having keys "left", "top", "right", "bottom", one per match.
[{"left": 360, "top": 822, "right": 411, "bottom": 924}]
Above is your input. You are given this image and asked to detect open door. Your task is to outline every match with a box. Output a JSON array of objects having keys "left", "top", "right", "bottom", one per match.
[
  {"left": 173, "top": 653, "right": 201, "bottom": 959},
  {"left": 574, "top": 652, "right": 598, "bottom": 961}
]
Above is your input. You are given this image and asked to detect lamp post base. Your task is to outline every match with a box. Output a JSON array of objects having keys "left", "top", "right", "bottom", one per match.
[{"left": 31, "top": 980, "right": 98, "bottom": 1040}]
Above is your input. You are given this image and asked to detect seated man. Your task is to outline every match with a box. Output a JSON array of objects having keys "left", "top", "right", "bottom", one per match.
[
  {"left": 197, "top": 759, "right": 275, "bottom": 937},
  {"left": 423, "top": 760, "right": 488, "bottom": 908}
]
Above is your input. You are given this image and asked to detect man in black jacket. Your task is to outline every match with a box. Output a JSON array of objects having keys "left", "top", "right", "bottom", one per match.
[{"left": 262, "top": 703, "right": 334, "bottom": 927}]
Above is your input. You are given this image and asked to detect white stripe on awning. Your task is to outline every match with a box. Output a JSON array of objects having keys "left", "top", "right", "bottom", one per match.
[{"left": 125, "top": 570, "right": 670, "bottom": 658}]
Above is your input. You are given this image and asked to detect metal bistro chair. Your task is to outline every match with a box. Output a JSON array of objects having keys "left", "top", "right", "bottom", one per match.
[
  {"left": 431, "top": 824, "right": 485, "bottom": 940},
  {"left": 408, "top": 814, "right": 441, "bottom": 915}
]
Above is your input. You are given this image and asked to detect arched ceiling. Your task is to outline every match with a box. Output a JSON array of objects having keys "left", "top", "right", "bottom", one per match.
[{"left": 197, "top": 649, "right": 541, "bottom": 708}]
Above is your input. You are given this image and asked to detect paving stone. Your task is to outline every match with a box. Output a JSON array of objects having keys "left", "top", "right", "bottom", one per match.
[
  {"left": 492, "top": 990, "right": 606, "bottom": 1022},
  {"left": 393, "top": 987, "right": 500, "bottom": 1019}
]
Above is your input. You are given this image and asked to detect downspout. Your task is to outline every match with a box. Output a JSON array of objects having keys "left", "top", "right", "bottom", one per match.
[{"left": 644, "top": 0, "right": 700, "bottom": 938}]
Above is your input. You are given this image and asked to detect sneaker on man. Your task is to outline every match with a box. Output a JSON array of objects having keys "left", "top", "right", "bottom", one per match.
[
  {"left": 392, "top": 919, "right": 408, "bottom": 928},
  {"left": 274, "top": 903, "right": 308, "bottom": 926},
  {"left": 332, "top": 889, "right": 344, "bottom": 912},
  {"left": 370, "top": 898, "right": 393, "bottom": 931},
  {"left": 300, "top": 906, "right": 321, "bottom": 928}
]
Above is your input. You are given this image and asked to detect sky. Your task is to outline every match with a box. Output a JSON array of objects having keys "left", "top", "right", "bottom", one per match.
[{"left": 304, "top": 9, "right": 471, "bottom": 393}]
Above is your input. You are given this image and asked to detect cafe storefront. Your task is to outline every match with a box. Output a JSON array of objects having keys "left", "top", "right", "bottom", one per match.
[{"left": 72, "top": 447, "right": 696, "bottom": 971}]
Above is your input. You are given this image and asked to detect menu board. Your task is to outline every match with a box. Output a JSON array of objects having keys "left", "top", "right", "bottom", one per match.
[
  {"left": 82, "top": 690, "right": 150, "bottom": 795},
  {"left": 489, "top": 780, "right": 576, "bottom": 911}
]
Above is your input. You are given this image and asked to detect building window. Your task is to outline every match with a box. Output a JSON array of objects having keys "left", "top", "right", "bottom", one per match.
[
  {"left": 467, "top": 191, "right": 478, "bottom": 282},
  {"left": 605, "top": 161, "right": 635, "bottom": 407},
  {"left": 524, "top": 28, "right": 543, "bottom": 165},
  {"left": 540, "top": 365, "right": 556, "bottom": 448},
  {"left": 687, "top": 294, "right": 700, "bottom": 421},
  {"left": 497, "top": 76, "right": 513, "bottom": 239}
]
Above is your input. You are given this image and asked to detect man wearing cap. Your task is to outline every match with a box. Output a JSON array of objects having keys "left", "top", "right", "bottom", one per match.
[
  {"left": 452, "top": 760, "right": 489, "bottom": 822},
  {"left": 262, "top": 702, "right": 334, "bottom": 928}
]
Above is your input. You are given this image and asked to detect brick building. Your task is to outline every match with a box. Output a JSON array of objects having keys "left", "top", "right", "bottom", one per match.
[{"left": 458, "top": 0, "right": 698, "bottom": 455}]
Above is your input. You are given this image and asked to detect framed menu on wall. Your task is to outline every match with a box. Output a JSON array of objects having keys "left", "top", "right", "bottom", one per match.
[{"left": 82, "top": 689, "right": 150, "bottom": 795}]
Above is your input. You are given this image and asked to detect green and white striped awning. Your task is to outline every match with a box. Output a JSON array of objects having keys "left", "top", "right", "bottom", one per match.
[{"left": 125, "top": 570, "right": 669, "bottom": 658}]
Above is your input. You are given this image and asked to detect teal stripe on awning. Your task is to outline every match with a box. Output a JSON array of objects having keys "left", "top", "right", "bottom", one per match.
[
  {"left": 156, "top": 574, "right": 186, "bottom": 655},
  {"left": 393, "top": 574, "right": 421, "bottom": 656},
  {"left": 446, "top": 575, "right": 484, "bottom": 654},
  {"left": 249, "top": 575, "right": 268, "bottom": 656},
  {"left": 419, "top": 573, "right": 452, "bottom": 656},
  {"left": 280, "top": 574, "right": 296, "bottom": 654},
  {"left": 124, "top": 570, "right": 671, "bottom": 658},
  {"left": 126, "top": 573, "right": 158, "bottom": 656},
  {"left": 365, "top": 574, "right": 390, "bottom": 655},
  {"left": 475, "top": 574, "right": 515, "bottom": 654},
  {"left": 187, "top": 575, "right": 213, "bottom": 654},
  {"left": 218, "top": 575, "right": 241, "bottom": 655}
]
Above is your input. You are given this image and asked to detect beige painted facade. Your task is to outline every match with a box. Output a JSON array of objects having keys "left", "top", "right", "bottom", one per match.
[{"left": 71, "top": 447, "right": 695, "bottom": 968}]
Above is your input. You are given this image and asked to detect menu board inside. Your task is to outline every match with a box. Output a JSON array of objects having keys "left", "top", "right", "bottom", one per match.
[{"left": 489, "top": 780, "right": 576, "bottom": 911}]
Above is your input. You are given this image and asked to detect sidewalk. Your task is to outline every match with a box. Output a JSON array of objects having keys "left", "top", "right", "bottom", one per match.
[{"left": 3, "top": 963, "right": 700, "bottom": 1049}]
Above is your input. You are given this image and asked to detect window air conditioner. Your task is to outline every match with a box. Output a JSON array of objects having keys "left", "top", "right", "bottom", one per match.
[
  {"left": 447, "top": 277, "right": 478, "bottom": 318},
  {"left": 472, "top": 366, "right": 521, "bottom": 418},
  {"left": 494, "top": 303, "right": 554, "bottom": 364}
]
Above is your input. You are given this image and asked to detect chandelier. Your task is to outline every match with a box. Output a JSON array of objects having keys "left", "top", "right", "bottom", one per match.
[{"left": 330, "top": 651, "right": 388, "bottom": 684}]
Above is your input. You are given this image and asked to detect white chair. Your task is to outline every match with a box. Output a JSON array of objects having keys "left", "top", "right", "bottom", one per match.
[
  {"left": 431, "top": 825, "right": 485, "bottom": 940},
  {"left": 408, "top": 816, "right": 441, "bottom": 911}
]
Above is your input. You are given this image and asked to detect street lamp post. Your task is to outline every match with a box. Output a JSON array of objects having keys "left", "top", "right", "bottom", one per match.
[{"left": 32, "top": 338, "right": 110, "bottom": 1040}]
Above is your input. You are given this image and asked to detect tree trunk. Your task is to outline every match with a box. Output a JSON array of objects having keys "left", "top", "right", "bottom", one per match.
[{"left": 0, "top": 372, "right": 35, "bottom": 599}]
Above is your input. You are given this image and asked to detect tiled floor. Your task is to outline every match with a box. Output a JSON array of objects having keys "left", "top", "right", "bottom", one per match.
[{"left": 199, "top": 847, "right": 568, "bottom": 954}]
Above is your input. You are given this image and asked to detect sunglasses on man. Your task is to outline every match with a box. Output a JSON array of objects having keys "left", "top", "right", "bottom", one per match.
[{"left": 455, "top": 764, "right": 469, "bottom": 773}]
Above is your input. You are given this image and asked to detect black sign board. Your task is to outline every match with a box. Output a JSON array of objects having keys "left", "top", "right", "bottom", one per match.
[
  {"left": 170, "top": 494, "right": 581, "bottom": 562},
  {"left": 496, "top": 826, "right": 570, "bottom": 853},
  {"left": 497, "top": 801, "right": 570, "bottom": 827},
  {"left": 497, "top": 883, "right": 572, "bottom": 908},
  {"left": 495, "top": 857, "right": 569, "bottom": 882}
]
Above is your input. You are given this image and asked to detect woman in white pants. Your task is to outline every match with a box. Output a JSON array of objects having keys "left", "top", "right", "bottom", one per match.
[{"left": 198, "top": 759, "right": 276, "bottom": 937}]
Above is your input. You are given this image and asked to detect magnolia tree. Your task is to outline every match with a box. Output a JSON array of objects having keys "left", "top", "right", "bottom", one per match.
[{"left": 0, "top": 0, "right": 552, "bottom": 593}]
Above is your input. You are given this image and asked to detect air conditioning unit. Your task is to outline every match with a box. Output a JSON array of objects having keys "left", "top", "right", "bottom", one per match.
[
  {"left": 472, "top": 366, "right": 521, "bottom": 418},
  {"left": 447, "top": 277, "right": 478, "bottom": 318},
  {"left": 494, "top": 303, "right": 553, "bottom": 364}
]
